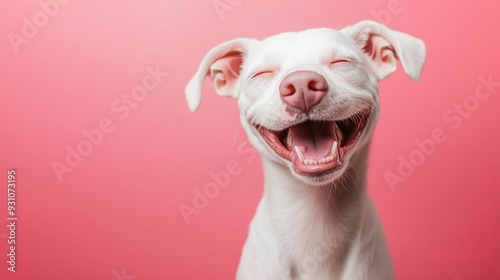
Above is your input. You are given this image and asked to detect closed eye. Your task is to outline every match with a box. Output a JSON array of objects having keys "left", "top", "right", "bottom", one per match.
[
  {"left": 330, "top": 59, "right": 351, "bottom": 65},
  {"left": 251, "top": 70, "right": 274, "bottom": 78}
]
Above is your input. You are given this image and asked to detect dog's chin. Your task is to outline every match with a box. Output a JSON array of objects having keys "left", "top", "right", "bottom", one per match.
[
  {"left": 287, "top": 159, "right": 353, "bottom": 186},
  {"left": 254, "top": 109, "right": 371, "bottom": 186}
]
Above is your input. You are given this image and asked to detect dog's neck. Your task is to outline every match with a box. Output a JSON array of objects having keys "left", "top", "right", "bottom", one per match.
[{"left": 260, "top": 144, "right": 370, "bottom": 270}]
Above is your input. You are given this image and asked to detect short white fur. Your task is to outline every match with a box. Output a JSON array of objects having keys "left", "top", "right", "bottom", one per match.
[{"left": 185, "top": 20, "right": 426, "bottom": 280}]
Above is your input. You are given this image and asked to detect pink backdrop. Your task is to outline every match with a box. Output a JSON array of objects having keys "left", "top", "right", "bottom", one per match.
[{"left": 1, "top": 0, "right": 499, "bottom": 279}]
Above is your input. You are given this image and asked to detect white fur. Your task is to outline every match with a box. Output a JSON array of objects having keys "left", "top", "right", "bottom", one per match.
[{"left": 186, "top": 20, "right": 426, "bottom": 280}]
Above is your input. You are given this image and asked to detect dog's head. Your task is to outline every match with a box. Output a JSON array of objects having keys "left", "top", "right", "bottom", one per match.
[{"left": 186, "top": 20, "right": 426, "bottom": 186}]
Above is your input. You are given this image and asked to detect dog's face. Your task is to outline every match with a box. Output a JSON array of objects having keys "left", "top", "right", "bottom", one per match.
[{"left": 186, "top": 20, "right": 426, "bottom": 186}]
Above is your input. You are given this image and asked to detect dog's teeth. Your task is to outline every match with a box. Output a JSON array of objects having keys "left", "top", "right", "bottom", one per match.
[
  {"left": 296, "top": 144, "right": 340, "bottom": 165},
  {"left": 331, "top": 141, "right": 338, "bottom": 157},
  {"left": 335, "top": 124, "right": 343, "bottom": 144},
  {"left": 286, "top": 130, "right": 293, "bottom": 148},
  {"left": 295, "top": 146, "right": 305, "bottom": 163}
]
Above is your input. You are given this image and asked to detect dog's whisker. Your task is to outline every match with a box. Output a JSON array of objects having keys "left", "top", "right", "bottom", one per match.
[
  {"left": 318, "top": 186, "right": 327, "bottom": 205},
  {"left": 327, "top": 183, "right": 333, "bottom": 201},
  {"left": 350, "top": 97, "right": 378, "bottom": 113}
]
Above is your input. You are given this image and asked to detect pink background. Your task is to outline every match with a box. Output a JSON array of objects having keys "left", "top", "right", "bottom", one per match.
[{"left": 1, "top": 0, "right": 500, "bottom": 279}]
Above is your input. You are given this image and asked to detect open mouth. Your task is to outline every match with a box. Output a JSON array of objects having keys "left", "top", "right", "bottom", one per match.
[{"left": 255, "top": 110, "right": 370, "bottom": 176}]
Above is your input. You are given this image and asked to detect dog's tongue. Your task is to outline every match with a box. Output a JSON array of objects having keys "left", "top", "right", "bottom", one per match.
[{"left": 291, "top": 122, "right": 336, "bottom": 159}]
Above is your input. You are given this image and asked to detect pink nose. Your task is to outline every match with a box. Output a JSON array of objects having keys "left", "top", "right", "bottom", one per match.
[{"left": 279, "top": 71, "right": 327, "bottom": 113}]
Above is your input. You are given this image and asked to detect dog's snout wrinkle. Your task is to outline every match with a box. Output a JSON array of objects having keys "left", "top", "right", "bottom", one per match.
[{"left": 279, "top": 71, "right": 327, "bottom": 113}]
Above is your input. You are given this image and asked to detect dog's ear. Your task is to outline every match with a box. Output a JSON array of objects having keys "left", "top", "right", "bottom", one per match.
[
  {"left": 341, "top": 20, "right": 426, "bottom": 81},
  {"left": 185, "top": 38, "right": 259, "bottom": 112}
]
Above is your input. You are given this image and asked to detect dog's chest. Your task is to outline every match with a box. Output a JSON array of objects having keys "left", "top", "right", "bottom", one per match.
[{"left": 243, "top": 196, "right": 351, "bottom": 280}]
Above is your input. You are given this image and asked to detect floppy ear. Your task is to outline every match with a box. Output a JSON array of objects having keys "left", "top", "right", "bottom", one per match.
[
  {"left": 185, "top": 38, "right": 259, "bottom": 112},
  {"left": 341, "top": 20, "right": 426, "bottom": 81}
]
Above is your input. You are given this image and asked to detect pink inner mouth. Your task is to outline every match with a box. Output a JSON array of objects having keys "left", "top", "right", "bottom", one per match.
[
  {"left": 256, "top": 110, "right": 370, "bottom": 175},
  {"left": 292, "top": 121, "right": 335, "bottom": 159}
]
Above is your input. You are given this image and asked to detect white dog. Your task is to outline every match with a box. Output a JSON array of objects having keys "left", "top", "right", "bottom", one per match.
[{"left": 186, "top": 20, "right": 426, "bottom": 280}]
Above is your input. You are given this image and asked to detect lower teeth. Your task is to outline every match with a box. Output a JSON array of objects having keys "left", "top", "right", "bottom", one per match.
[{"left": 296, "top": 141, "right": 339, "bottom": 165}]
